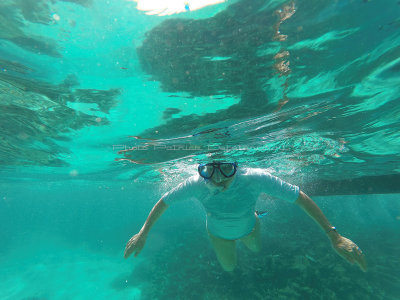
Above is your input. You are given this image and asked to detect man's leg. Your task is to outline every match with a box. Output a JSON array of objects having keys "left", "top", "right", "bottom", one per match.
[
  {"left": 208, "top": 231, "right": 237, "bottom": 272},
  {"left": 240, "top": 216, "right": 261, "bottom": 252}
]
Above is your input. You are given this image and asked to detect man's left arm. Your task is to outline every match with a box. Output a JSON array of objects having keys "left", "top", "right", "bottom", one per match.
[{"left": 295, "top": 191, "right": 367, "bottom": 272}]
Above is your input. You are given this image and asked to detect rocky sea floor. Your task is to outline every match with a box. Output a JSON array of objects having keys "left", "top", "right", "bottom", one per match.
[{"left": 119, "top": 224, "right": 400, "bottom": 300}]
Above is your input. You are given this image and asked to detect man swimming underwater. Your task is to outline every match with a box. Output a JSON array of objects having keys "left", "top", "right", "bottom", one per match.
[{"left": 124, "top": 162, "right": 367, "bottom": 272}]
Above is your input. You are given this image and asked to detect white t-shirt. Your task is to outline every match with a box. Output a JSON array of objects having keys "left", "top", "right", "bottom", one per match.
[{"left": 162, "top": 168, "right": 300, "bottom": 240}]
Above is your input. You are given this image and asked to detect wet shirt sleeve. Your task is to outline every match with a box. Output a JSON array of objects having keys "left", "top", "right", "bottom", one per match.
[
  {"left": 161, "top": 175, "right": 201, "bottom": 205},
  {"left": 247, "top": 169, "right": 300, "bottom": 203}
]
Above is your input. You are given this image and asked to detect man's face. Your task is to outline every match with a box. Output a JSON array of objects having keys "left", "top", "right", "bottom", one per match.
[{"left": 198, "top": 162, "right": 237, "bottom": 187}]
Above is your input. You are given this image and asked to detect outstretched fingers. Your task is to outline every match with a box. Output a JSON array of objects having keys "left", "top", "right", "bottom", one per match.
[
  {"left": 339, "top": 244, "right": 367, "bottom": 272},
  {"left": 341, "top": 250, "right": 355, "bottom": 264},
  {"left": 134, "top": 248, "right": 142, "bottom": 257},
  {"left": 124, "top": 243, "right": 133, "bottom": 259},
  {"left": 124, "top": 233, "right": 146, "bottom": 259},
  {"left": 353, "top": 247, "right": 367, "bottom": 272},
  {"left": 333, "top": 236, "right": 367, "bottom": 272},
  {"left": 124, "top": 236, "right": 138, "bottom": 259}
]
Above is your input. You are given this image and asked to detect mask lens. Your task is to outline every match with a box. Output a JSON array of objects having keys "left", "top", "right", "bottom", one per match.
[
  {"left": 220, "top": 164, "right": 235, "bottom": 177},
  {"left": 199, "top": 165, "right": 214, "bottom": 178}
]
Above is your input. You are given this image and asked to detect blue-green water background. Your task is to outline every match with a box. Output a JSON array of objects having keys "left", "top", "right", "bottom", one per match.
[{"left": 0, "top": 0, "right": 400, "bottom": 299}]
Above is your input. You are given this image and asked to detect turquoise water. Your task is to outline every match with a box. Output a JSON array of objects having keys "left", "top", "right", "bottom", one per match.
[{"left": 1, "top": 0, "right": 400, "bottom": 299}]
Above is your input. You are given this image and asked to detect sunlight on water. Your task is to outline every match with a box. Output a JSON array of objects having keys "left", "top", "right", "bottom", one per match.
[{"left": 133, "top": 0, "right": 227, "bottom": 16}]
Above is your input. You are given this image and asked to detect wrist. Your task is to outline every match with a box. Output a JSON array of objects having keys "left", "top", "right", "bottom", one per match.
[
  {"left": 326, "top": 226, "right": 340, "bottom": 242},
  {"left": 140, "top": 226, "right": 149, "bottom": 237}
]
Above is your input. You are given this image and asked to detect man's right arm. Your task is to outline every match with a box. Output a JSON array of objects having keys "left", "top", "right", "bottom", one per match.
[
  {"left": 139, "top": 198, "right": 168, "bottom": 236},
  {"left": 124, "top": 198, "right": 168, "bottom": 259},
  {"left": 123, "top": 175, "right": 200, "bottom": 259}
]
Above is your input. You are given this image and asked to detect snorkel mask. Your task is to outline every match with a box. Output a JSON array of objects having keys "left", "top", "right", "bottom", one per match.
[{"left": 198, "top": 162, "right": 238, "bottom": 179}]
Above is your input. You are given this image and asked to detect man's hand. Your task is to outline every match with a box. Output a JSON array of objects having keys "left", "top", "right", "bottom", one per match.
[
  {"left": 124, "top": 231, "right": 147, "bottom": 259},
  {"left": 123, "top": 199, "right": 168, "bottom": 259},
  {"left": 331, "top": 235, "right": 367, "bottom": 272}
]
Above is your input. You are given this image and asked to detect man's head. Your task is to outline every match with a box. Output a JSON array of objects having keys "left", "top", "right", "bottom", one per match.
[{"left": 198, "top": 162, "right": 237, "bottom": 185}]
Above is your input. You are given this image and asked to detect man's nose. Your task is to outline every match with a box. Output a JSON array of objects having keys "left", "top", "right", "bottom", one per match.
[{"left": 214, "top": 169, "right": 222, "bottom": 182}]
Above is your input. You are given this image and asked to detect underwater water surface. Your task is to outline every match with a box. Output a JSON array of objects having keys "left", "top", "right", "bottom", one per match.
[{"left": 1, "top": 0, "right": 400, "bottom": 299}]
